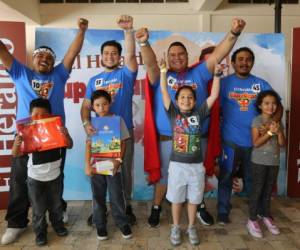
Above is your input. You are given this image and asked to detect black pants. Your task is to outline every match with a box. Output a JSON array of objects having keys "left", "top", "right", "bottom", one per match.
[
  {"left": 5, "top": 149, "right": 67, "bottom": 228},
  {"left": 248, "top": 162, "right": 279, "bottom": 220}
]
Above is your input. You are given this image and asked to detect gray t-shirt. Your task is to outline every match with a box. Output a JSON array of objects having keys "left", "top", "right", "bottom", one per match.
[
  {"left": 166, "top": 101, "right": 210, "bottom": 163},
  {"left": 251, "top": 115, "right": 281, "bottom": 166}
]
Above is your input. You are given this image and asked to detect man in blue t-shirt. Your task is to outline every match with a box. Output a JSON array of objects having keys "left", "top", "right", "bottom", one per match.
[
  {"left": 135, "top": 18, "right": 246, "bottom": 228},
  {"left": 217, "top": 47, "right": 282, "bottom": 225},
  {"left": 81, "top": 15, "right": 138, "bottom": 225},
  {"left": 0, "top": 18, "right": 88, "bottom": 245}
]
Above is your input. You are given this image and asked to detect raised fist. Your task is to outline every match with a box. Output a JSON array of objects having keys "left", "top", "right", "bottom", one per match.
[
  {"left": 135, "top": 28, "right": 149, "bottom": 43},
  {"left": 117, "top": 15, "right": 133, "bottom": 30}
]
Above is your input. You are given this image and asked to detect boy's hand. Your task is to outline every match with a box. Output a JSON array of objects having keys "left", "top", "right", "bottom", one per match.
[
  {"left": 111, "top": 159, "right": 121, "bottom": 176},
  {"left": 84, "top": 123, "right": 97, "bottom": 136},
  {"left": 158, "top": 57, "right": 167, "bottom": 71},
  {"left": 78, "top": 18, "right": 88, "bottom": 32},
  {"left": 117, "top": 15, "right": 133, "bottom": 30},
  {"left": 15, "top": 135, "right": 23, "bottom": 146},
  {"left": 85, "top": 165, "right": 93, "bottom": 177},
  {"left": 135, "top": 28, "right": 149, "bottom": 43}
]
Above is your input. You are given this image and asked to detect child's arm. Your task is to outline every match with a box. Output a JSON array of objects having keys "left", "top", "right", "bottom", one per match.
[
  {"left": 206, "top": 64, "right": 222, "bottom": 110},
  {"left": 85, "top": 140, "right": 93, "bottom": 177},
  {"left": 60, "top": 127, "right": 73, "bottom": 149},
  {"left": 12, "top": 134, "right": 22, "bottom": 157},
  {"left": 159, "top": 58, "right": 171, "bottom": 110}
]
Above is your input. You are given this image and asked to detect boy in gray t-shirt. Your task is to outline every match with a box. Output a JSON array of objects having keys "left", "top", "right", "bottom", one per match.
[{"left": 159, "top": 58, "right": 223, "bottom": 246}]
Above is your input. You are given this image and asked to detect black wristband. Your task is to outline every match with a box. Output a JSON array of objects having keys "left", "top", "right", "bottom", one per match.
[
  {"left": 214, "top": 72, "right": 223, "bottom": 77},
  {"left": 230, "top": 30, "right": 241, "bottom": 37}
]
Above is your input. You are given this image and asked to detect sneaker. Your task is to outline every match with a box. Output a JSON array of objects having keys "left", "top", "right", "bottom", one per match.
[
  {"left": 126, "top": 205, "right": 137, "bottom": 225},
  {"left": 170, "top": 225, "right": 181, "bottom": 246},
  {"left": 196, "top": 203, "right": 214, "bottom": 226},
  {"left": 246, "top": 219, "right": 263, "bottom": 238},
  {"left": 148, "top": 205, "right": 161, "bottom": 228},
  {"left": 87, "top": 214, "right": 93, "bottom": 227},
  {"left": 262, "top": 217, "right": 280, "bottom": 235},
  {"left": 96, "top": 228, "right": 108, "bottom": 241},
  {"left": 217, "top": 213, "right": 230, "bottom": 225},
  {"left": 1, "top": 227, "right": 26, "bottom": 245},
  {"left": 54, "top": 226, "right": 68, "bottom": 237},
  {"left": 63, "top": 211, "right": 69, "bottom": 224},
  {"left": 35, "top": 232, "right": 47, "bottom": 246},
  {"left": 186, "top": 225, "right": 200, "bottom": 245},
  {"left": 120, "top": 225, "right": 132, "bottom": 239}
]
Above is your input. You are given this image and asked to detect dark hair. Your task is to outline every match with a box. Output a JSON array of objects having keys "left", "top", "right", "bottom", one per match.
[
  {"left": 175, "top": 85, "right": 196, "bottom": 101},
  {"left": 231, "top": 47, "right": 255, "bottom": 63},
  {"left": 29, "top": 98, "right": 52, "bottom": 114},
  {"left": 199, "top": 46, "right": 216, "bottom": 61},
  {"left": 255, "top": 90, "right": 281, "bottom": 113},
  {"left": 101, "top": 40, "right": 122, "bottom": 55},
  {"left": 91, "top": 90, "right": 112, "bottom": 106},
  {"left": 167, "top": 41, "right": 187, "bottom": 54}
]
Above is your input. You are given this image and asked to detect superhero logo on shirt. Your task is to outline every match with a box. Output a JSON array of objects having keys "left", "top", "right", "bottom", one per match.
[
  {"left": 173, "top": 115, "right": 200, "bottom": 154},
  {"left": 251, "top": 83, "right": 261, "bottom": 93},
  {"left": 31, "top": 80, "right": 54, "bottom": 99},
  {"left": 229, "top": 92, "right": 257, "bottom": 111},
  {"left": 94, "top": 79, "right": 122, "bottom": 102}
]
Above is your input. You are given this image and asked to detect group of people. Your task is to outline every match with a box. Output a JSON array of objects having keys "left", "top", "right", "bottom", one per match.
[{"left": 0, "top": 14, "right": 285, "bottom": 247}]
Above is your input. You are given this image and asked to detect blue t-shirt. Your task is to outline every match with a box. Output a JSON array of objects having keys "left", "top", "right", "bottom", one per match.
[
  {"left": 220, "top": 74, "right": 272, "bottom": 147},
  {"left": 152, "top": 62, "right": 212, "bottom": 136},
  {"left": 7, "top": 59, "right": 69, "bottom": 123},
  {"left": 85, "top": 66, "right": 137, "bottom": 129}
]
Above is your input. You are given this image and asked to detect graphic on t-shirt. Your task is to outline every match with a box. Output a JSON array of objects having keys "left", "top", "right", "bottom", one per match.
[
  {"left": 167, "top": 75, "right": 197, "bottom": 92},
  {"left": 173, "top": 114, "right": 200, "bottom": 154},
  {"left": 229, "top": 92, "right": 257, "bottom": 111},
  {"left": 31, "top": 80, "right": 54, "bottom": 99},
  {"left": 94, "top": 79, "right": 122, "bottom": 101}
]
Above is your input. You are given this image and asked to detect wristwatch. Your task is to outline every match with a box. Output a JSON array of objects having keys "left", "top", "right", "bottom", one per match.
[{"left": 83, "top": 120, "right": 90, "bottom": 127}]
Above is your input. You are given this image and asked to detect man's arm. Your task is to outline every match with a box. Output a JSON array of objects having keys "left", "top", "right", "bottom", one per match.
[
  {"left": 63, "top": 18, "right": 88, "bottom": 71},
  {"left": 206, "top": 64, "right": 221, "bottom": 109},
  {"left": 0, "top": 40, "right": 14, "bottom": 70},
  {"left": 117, "top": 15, "right": 138, "bottom": 72},
  {"left": 135, "top": 28, "right": 160, "bottom": 85},
  {"left": 206, "top": 18, "right": 246, "bottom": 73},
  {"left": 80, "top": 98, "right": 96, "bottom": 135}
]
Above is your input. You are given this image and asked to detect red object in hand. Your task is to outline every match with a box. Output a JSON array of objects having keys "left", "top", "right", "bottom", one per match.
[{"left": 16, "top": 115, "right": 68, "bottom": 154}]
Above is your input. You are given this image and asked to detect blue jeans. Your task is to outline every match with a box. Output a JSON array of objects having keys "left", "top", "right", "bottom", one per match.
[
  {"left": 217, "top": 141, "right": 252, "bottom": 215},
  {"left": 91, "top": 173, "right": 128, "bottom": 229},
  {"left": 27, "top": 176, "right": 64, "bottom": 235}
]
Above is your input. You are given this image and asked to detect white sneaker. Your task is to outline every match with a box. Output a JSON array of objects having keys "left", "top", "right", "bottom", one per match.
[
  {"left": 63, "top": 211, "right": 69, "bottom": 224},
  {"left": 1, "top": 227, "right": 26, "bottom": 245}
]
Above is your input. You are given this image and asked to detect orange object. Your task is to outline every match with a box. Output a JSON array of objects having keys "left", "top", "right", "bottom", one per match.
[{"left": 17, "top": 115, "right": 68, "bottom": 154}]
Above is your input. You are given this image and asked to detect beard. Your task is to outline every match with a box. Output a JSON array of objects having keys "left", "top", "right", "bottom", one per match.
[{"left": 101, "top": 60, "right": 119, "bottom": 70}]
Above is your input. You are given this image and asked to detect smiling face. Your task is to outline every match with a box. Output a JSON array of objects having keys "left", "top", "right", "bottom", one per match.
[
  {"left": 232, "top": 50, "right": 254, "bottom": 78},
  {"left": 167, "top": 45, "right": 188, "bottom": 73},
  {"left": 176, "top": 87, "right": 196, "bottom": 113},
  {"left": 32, "top": 52, "right": 55, "bottom": 74},
  {"left": 259, "top": 95, "right": 277, "bottom": 117},
  {"left": 101, "top": 45, "right": 121, "bottom": 70}
]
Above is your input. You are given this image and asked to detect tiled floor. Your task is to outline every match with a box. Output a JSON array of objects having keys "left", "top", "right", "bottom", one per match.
[{"left": 1, "top": 197, "right": 300, "bottom": 249}]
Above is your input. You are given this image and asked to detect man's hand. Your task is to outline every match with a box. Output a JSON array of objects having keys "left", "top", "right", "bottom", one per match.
[
  {"left": 135, "top": 28, "right": 149, "bottom": 43},
  {"left": 78, "top": 18, "right": 89, "bottom": 32},
  {"left": 117, "top": 15, "right": 133, "bottom": 30},
  {"left": 231, "top": 18, "right": 246, "bottom": 34}
]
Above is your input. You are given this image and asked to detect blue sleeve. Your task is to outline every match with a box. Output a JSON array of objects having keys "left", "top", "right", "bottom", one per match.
[
  {"left": 194, "top": 61, "right": 213, "bottom": 86},
  {"left": 150, "top": 78, "right": 160, "bottom": 91},
  {"left": 123, "top": 66, "right": 138, "bottom": 86},
  {"left": 85, "top": 78, "right": 94, "bottom": 100},
  {"left": 54, "top": 63, "right": 69, "bottom": 83},
  {"left": 6, "top": 59, "right": 29, "bottom": 81}
]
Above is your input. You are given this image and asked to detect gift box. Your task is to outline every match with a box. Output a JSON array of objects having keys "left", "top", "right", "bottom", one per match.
[{"left": 17, "top": 115, "right": 68, "bottom": 154}]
